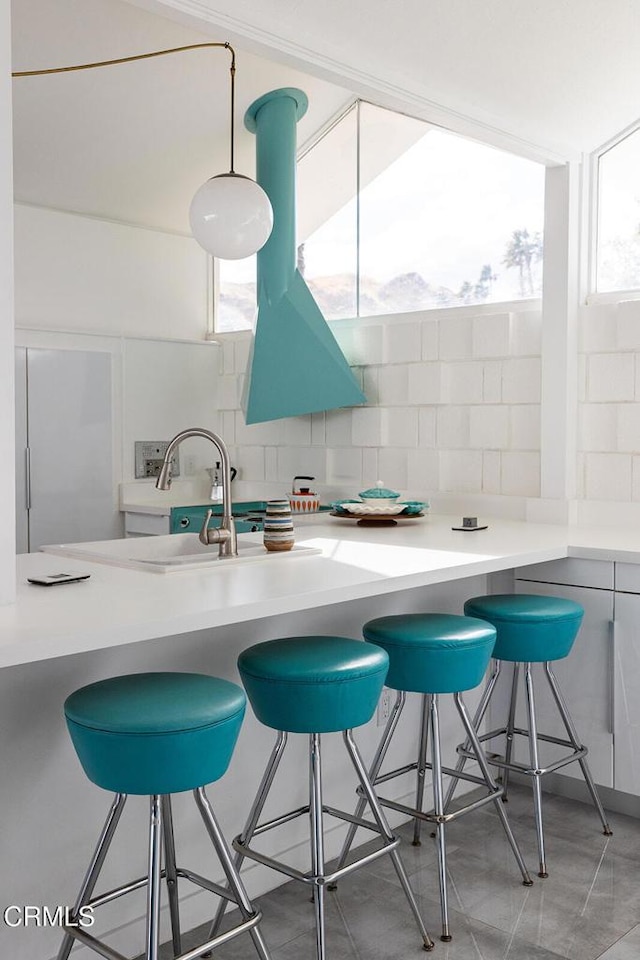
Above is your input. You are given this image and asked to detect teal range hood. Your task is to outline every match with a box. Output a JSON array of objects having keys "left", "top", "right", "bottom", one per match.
[{"left": 241, "top": 88, "right": 366, "bottom": 425}]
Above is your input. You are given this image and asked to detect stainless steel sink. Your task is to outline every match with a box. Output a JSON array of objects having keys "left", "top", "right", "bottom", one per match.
[{"left": 41, "top": 533, "right": 321, "bottom": 573}]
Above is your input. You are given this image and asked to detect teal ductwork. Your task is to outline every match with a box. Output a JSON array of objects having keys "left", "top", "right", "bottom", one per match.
[{"left": 241, "top": 88, "right": 366, "bottom": 425}]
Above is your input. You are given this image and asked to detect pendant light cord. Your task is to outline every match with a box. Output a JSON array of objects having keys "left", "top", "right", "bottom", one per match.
[{"left": 12, "top": 41, "right": 237, "bottom": 174}]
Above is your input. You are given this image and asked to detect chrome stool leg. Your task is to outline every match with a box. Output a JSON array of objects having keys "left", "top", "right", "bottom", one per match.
[
  {"left": 442, "top": 660, "right": 502, "bottom": 813},
  {"left": 160, "top": 795, "right": 181, "bottom": 957},
  {"left": 429, "top": 694, "right": 451, "bottom": 942},
  {"left": 145, "top": 795, "right": 163, "bottom": 960},
  {"left": 204, "top": 730, "right": 288, "bottom": 951},
  {"left": 310, "top": 734, "right": 327, "bottom": 960},
  {"left": 56, "top": 793, "right": 127, "bottom": 960},
  {"left": 454, "top": 693, "right": 532, "bottom": 887},
  {"left": 330, "top": 691, "right": 406, "bottom": 881},
  {"left": 195, "top": 787, "right": 271, "bottom": 960},
  {"left": 412, "top": 694, "right": 430, "bottom": 846},
  {"left": 524, "top": 663, "right": 548, "bottom": 878},
  {"left": 501, "top": 663, "right": 520, "bottom": 801},
  {"left": 343, "top": 730, "right": 434, "bottom": 952},
  {"left": 544, "top": 662, "right": 612, "bottom": 836}
]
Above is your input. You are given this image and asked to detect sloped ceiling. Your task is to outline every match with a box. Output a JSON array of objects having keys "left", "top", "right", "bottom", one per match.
[
  {"left": 139, "top": 0, "right": 640, "bottom": 159},
  {"left": 11, "top": 0, "right": 352, "bottom": 233}
]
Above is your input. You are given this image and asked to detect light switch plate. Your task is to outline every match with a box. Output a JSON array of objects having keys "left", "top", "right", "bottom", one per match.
[{"left": 134, "top": 441, "right": 180, "bottom": 479}]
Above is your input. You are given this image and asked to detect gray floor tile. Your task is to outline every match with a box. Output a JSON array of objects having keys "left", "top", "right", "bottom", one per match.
[{"left": 596, "top": 924, "right": 640, "bottom": 959}]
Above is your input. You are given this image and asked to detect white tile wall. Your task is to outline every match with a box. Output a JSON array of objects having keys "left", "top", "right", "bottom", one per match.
[
  {"left": 584, "top": 452, "right": 631, "bottom": 501},
  {"left": 216, "top": 304, "right": 542, "bottom": 501},
  {"left": 587, "top": 354, "right": 635, "bottom": 402}
]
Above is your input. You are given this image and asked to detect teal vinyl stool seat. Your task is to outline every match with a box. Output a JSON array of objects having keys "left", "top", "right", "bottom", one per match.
[
  {"left": 451, "top": 594, "right": 612, "bottom": 879},
  {"left": 334, "top": 614, "right": 533, "bottom": 943},
  {"left": 210, "top": 636, "right": 434, "bottom": 960},
  {"left": 57, "top": 672, "right": 271, "bottom": 960}
]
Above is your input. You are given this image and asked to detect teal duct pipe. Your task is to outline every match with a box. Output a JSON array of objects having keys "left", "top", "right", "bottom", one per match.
[{"left": 241, "top": 88, "right": 366, "bottom": 425}]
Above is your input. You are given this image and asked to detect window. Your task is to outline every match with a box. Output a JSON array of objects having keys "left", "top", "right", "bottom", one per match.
[
  {"left": 597, "top": 126, "right": 640, "bottom": 293},
  {"left": 215, "top": 101, "right": 545, "bottom": 331}
]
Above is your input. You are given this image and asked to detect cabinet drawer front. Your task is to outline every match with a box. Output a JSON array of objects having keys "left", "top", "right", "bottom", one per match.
[
  {"left": 515, "top": 558, "right": 613, "bottom": 590},
  {"left": 124, "top": 512, "right": 170, "bottom": 536},
  {"left": 615, "top": 562, "right": 640, "bottom": 594}
]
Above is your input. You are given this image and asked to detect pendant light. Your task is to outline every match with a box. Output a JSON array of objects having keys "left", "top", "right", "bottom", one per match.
[{"left": 12, "top": 42, "right": 274, "bottom": 260}]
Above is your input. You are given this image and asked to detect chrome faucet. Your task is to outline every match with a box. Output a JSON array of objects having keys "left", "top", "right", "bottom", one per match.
[{"left": 156, "top": 428, "right": 238, "bottom": 558}]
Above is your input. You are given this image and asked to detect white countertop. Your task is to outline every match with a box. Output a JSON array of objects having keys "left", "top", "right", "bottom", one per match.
[{"left": 4, "top": 514, "right": 640, "bottom": 672}]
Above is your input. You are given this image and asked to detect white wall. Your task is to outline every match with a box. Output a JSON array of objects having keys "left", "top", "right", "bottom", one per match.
[
  {"left": 0, "top": 0, "right": 16, "bottom": 604},
  {"left": 14, "top": 204, "right": 210, "bottom": 340}
]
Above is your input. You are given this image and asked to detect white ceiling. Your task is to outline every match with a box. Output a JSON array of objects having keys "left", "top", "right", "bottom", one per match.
[
  {"left": 11, "top": 0, "right": 352, "bottom": 233},
  {"left": 142, "top": 0, "right": 640, "bottom": 159},
  {"left": 12, "top": 0, "right": 640, "bottom": 235}
]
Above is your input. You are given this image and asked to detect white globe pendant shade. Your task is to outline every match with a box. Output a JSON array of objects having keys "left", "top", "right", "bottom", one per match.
[{"left": 189, "top": 172, "right": 273, "bottom": 260}]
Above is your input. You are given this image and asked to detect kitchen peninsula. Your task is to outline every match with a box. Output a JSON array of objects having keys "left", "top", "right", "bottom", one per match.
[{"left": 2, "top": 513, "right": 640, "bottom": 960}]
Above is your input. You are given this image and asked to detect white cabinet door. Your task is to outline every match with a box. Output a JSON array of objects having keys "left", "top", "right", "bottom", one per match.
[
  {"left": 24, "top": 348, "right": 120, "bottom": 550},
  {"left": 611, "top": 592, "right": 640, "bottom": 795},
  {"left": 512, "top": 579, "right": 614, "bottom": 788}
]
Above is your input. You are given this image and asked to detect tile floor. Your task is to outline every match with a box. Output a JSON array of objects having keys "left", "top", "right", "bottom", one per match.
[{"left": 149, "top": 785, "right": 640, "bottom": 960}]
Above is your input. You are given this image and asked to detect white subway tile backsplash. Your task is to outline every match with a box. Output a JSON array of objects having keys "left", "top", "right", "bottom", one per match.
[
  {"left": 579, "top": 303, "right": 617, "bottom": 353},
  {"left": 222, "top": 339, "right": 234, "bottom": 375},
  {"left": 234, "top": 336, "right": 251, "bottom": 374},
  {"left": 577, "top": 354, "right": 586, "bottom": 403},
  {"left": 421, "top": 320, "right": 439, "bottom": 360},
  {"left": 407, "top": 448, "right": 439, "bottom": 495},
  {"left": 408, "top": 362, "right": 441, "bottom": 404},
  {"left": 382, "top": 408, "right": 419, "bottom": 448},
  {"left": 585, "top": 452, "right": 631, "bottom": 500},
  {"left": 217, "top": 376, "right": 239, "bottom": 410},
  {"left": 510, "top": 311, "right": 542, "bottom": 356},
  {"left": 437, "top": 406, "right": 470, "bottom": 449},
  {"left": 617, "top": 405, "right": 640, "bottom": 452},
  {"left": 234, "top": 445, "right": 265, "bottom": 482},
  {"left": 469, "top": 406, "right": 509, "bottom": 450},
  {"left": 587, "top": 354, "right": 634, "bottom": 402},
  {"left": 352, "top": 407, "right": 383, "bottom": 447},
  {"left": 235, "top": 413, "right": 283, "bottom": 446},
  {"left": 377, "top": 364, "right": 410, "bottom": 405},
  {"left": 282, "top": 416, "right": 312, "bottom": 447},
  {"left": 222, "top": 410, "right": 236, "bottom": 444},
  {"left": 325, "top": 409, "right": 353, "bottom": 447},
  {"left": 362, "top": 366, "right": 379, "bottom": 404},
  {"left": 482, "top": 451, "right": 501, "bottom": 494},
  {"left": 483, "top": 361, "right": 502, "bottom": 402},
  {"left": 362, "top": 448, "right": 379, "bottom": 486},
  {"left": 277, "top": 447, "right": 327, "bottom": 484},
  {"left": 443, "top": 362, "right": 484, "bottom": 404},
  {"left": 617, "top": 300, "right": 640, "bottom": 350},
  {"left": 501, "top": 451, "right": 540, "bottom": 497},
  {"left": 418, "top": 407, "right": 437, "bottom": 447},
  {"left": 472, "top": 313, "right": 510, "bottom": 358},
  {"left": 439, "top": 317, "right": 472, "bottom": 360},
  {"left": 510, "top": 405, "right": 541, "bottom": 451},
  {"left": 265, "top": 446, "right": 278, "bottom": 481},
  {"left": 327, "top": 447, "right": 363, "bottom": 485},
  {"left": 377, "top": 447, "right": 408, "bottom": 490},
  {"left": 440, "top": 450, "right": 482, "bottom": 493},
  {"left": 502, "top": 358, "right": 541, "bottom": 403},
  {"left": 311, "top": 412, "right": 326, "bottom": 446},
  {"left": 632, "top": 456, "right": 640, "bottom": 501},
  {"left": 383, "top": 322, "right": 422, "bottom": 363}
]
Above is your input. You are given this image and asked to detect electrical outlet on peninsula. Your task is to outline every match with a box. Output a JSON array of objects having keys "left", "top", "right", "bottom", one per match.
[{"left": 377, "top": 687, "right": 391, "bottom": 726}]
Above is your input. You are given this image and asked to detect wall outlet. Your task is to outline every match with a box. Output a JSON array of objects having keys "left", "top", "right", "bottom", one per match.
[{"left": 377, "top": 686, "right": 392, "bottom": 726}]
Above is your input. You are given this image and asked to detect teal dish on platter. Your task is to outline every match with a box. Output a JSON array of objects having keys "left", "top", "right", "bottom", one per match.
[{"left": 399, "top": 501, "right": 429, "bottom": 516}]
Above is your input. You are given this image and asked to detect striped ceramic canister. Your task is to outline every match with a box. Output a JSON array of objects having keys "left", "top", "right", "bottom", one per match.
[{"left": 263, "top": 500, "right": 295, "bottom": 552}]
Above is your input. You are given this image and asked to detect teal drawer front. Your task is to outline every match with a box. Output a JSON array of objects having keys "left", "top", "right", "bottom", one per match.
[{"left": 170, "top": 502, "right": 266, "bottom": 535}]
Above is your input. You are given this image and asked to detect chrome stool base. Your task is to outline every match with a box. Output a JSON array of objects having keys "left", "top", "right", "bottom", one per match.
[
  {"left": 57, "top": 789, "right": 270, "bottom": 960},
  {"left": 206, "top": 730, "right": 434, "bottom": 960},
  {"left": 451, "top": 660, "right": 612, "bottom": 878},
  {"left": 333, "top": 690, "right": 532, "bottom": 942}
]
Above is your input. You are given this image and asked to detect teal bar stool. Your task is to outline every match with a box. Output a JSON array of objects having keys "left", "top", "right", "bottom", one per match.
[
  {"left": 57, "top": 672, "right": 271, "bottom": 960},
  {"left": 208, "top": 636, "right": 434, "bottom": 960},
  {"left": 455, "top": 594, "right": 612, "bottom": 878},
  {"left": 334, "top": 614, "right": 533, "bottom": 943}
]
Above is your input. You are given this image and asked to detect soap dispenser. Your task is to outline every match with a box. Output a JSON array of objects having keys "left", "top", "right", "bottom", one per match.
[{"left": 207, "top": 462, "right": 237, "bottom": 502}]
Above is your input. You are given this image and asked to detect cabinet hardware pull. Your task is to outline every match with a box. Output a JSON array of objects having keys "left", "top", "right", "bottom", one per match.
[
  {"left": 609, "top": 619, "right": 616, "bottom": 738},
  {"left": 25, "top": 447, "right": 31, "bottom": 511}
]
